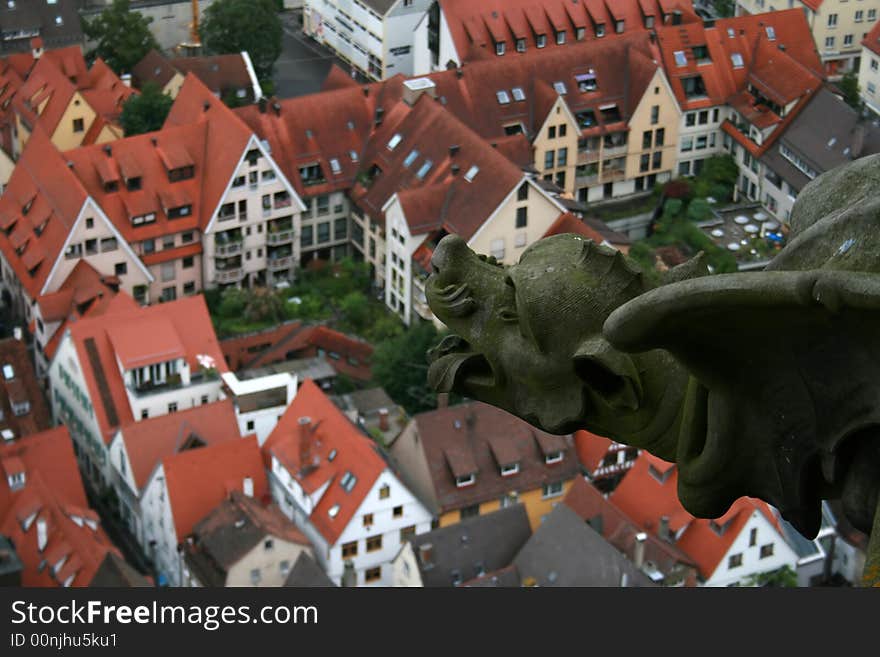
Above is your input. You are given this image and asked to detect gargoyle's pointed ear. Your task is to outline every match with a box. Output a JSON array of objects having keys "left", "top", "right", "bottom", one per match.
[
  {"left": 661, "top": 251, "right": 709, "bottom": 286},
  {"left": 574, "top": 336, "right": 642, "bottom": 412}
]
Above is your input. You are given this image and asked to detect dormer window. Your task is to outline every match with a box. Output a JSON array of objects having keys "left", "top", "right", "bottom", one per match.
[
  {"left": 464, "top": 165, "right": 479, "bottom": 182},
  {"left": 595, "top": 23, "right": 606, "bottom": 38},
  {"left": 645, "top": 16, "right": 655, "bottom": 29},
  {"left": 500, "top": 462, "right": 519, "bottom": 476},
  {"left": 495, "top": 40, "right": 505, "bottom": 56},
  {"left": 404, "top": 150, "right": 419, "bottom": 167},
  {"left": 496, "top": 90, "right": 511, "bottom": 105},
  {"left": 575, "top": 26, "right": 585, "bottom": 40},
  {"left": 168, "top": 204, "right": 191, "bottom": 219},
  {"left": 692, "top": 45, "right": 710, "bottom": 63},
  {"left": 536, "top": 34, "right": 547, "bottom": 48},
  {"left": 455, "top": 473, "right": 475, "bottom": 487},
  {"left": 416, "top": 160, "right": 433, "bottom": 179},
  {"left": 615, "top": 20, "right": 624, "bottom": 34},
  {"left": 246, "top": 149, "right": 260, "bottom": 166},
  {"left": 516, "top": 38, "right": 526, "bottom": 52},
  {"left": 648, "top": 463, "right": 673, "bottom": 483},
  {"left": 545, "top": 451, "right": 563, "bottom": 464},
  {"left": 329, "top": 158, "right": 341, "bottom": 175},
  {"left": 8, "top": 471, "right": 25, "bottom": 491},
  {"left": 511, "top": 87, "right": 525, "bottom": 102},
  {"left": 555, "top": 30, "right": 565, "bottom": 45},
  {"left": 553, "top": 81, "right": 567, "bottom": 95},
  {"left": 731, "top": 53, "right": 744, "bottom": 68},
  {"left": 126, "top": 176, "right": 141, "bottom": 191},
  {"left": 131, "top": 212, "right": 156, "bottom": 226},
  {"left": 168, "top": 166, "right": 194, "bottom": 182},
  {"left": 766, "top": 26, "right": 776, "bottom": 41},
  {"left": 22, "top": 198, "right": 33, "bottom": 215},
  {"left": 674, "top": 50, "right": 687, "bottom": 67},
  {"left": 577, "top": 72, "right": 597, "bottom": 92}
]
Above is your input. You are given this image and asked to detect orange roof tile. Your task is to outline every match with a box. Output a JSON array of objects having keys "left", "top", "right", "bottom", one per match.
[
  {"left": 163, "top": 436, "right": 268, "bottom": 541},
  {"left": 263, "top": 379, "right": 387, "bottom": 544},
  {"left": 863, "top": 19, "right": 880, "bottom": 57},
  {"left": 0, "top": 427, "right": 125, "bottom": 587}
]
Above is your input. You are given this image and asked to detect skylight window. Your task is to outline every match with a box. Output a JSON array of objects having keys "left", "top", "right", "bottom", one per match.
[
  {"left": 766, "top": 26, "right": 776, "bottom": 40},
  {"left": 727, "top": 28, "right": 735, "bottom": 38},
  {"left": 464, "top": 164, "right": 479, "bottom": 181},
  {"left": 416, "top": 160, "right": 433, "bottom": 179},
  {"left": 674, "top": 50, "right": 687, "bottom": 67},
  {"left": 328, "top": 504, "right": 340, "bottom": 518},
  {"left": 387, "top": 133, "right": 403, "bottom": 150},
  {"left": 329, "top": 158, "right": 341, "bottom": 174},
  {"left": 511, "top": 87, "right": 525, "bottom": 102},
  {"left": 403, "top": 149, "right": 419, "bottom": 167},
  {"left": 496, "top": 90, "right": 511, "bottom": 105},
  {"left": 349, "top": 150, "right": 358, "bottom": 162},
  {"left": 553, "top": 81, "right": 567, "bottom": 95},
  {"left": 731, "top": 53, "right": 744, "bottom": 68},
  {"left": 328, "top": 448, "right": 337, "bottom": 461},
  {"left": 340, "top": 471, "right": 358, "bottom": 492}
]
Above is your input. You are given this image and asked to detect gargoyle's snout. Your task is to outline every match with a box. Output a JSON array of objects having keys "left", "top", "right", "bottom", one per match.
[{"left": 430, "top": 234, "right": 469, "bottom": 278}]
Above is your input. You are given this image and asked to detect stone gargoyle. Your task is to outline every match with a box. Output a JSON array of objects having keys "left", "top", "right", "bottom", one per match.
[{"left": 426, "top": 153, "right": 880, "bottom": 579}]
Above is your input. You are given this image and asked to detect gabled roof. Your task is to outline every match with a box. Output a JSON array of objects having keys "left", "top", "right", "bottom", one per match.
[
  {"left": 183, "top": 490, "right": 309, "bottom": 586},
  {"left": 162, "top": 437, "right": 268, "bottom": 542},
  {"left": 573, "top": 430, "right": 615, "bottom": 472},
  {"left": 262, "top": 379, "right": 387, "bottom": 545},
  {"left": 132, "top": 50, "right": 178, "bottom": 90},
  {"left": 863, "top": 19, "right": 880, "bottom": 57},
  {"left": 610, "top": 451, "right": 784, "bottom": 580},
  {"left": 133, "top": 50, "right": 257, "bottom": 99},
  {"left": 284, "top": 551, "right": 336, "bottom": 587},
  {"left": 437, "top": 0, "right": 699, "bottom": 65},
  {"left": 0, "top": 126, "right": 88, "bottom": 299},
  {"left": 0, "top": 426, "right": 127, "bottom": 587},
  {"left": 88, "top": 552, "right": 152, "bottom": 587},
  {"left": 66, "top": 294, "right": 228, "bottom": 444},
  {"left": 407, "top": 504, "right": 532, "bottom": 587},
  {"left": 118, "top": 399, "right": 241, "bottom": 491},
  {"left": 408, "top": 401, "right": 579, "bottom": 514},
  {"left": 0, "top": 336, "right": 51, "bottom": 440},
  {"left": 513, "top": 503, "right": 656, "bottom": 586}
]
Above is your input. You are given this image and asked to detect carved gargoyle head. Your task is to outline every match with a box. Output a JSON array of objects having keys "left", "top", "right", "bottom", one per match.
[{"left": 426, "top": 234, "right": 687, "bottom": 458}]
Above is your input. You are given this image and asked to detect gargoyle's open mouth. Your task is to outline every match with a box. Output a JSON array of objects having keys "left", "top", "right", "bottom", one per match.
[{"left": 427, "top": 334, "right": 496, "bottom": 394}]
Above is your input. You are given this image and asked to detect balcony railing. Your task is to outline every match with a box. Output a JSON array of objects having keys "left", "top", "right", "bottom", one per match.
[
  {"left": 267, "top": 255, "right": 293, "bottom": 271},
  {"left": 267, "top": 230, "right": 294, "bottom": 245},
  {"left": 576, "top": 172, "right": 600, "bottom": 185},
  {"left": 129, "top": 374, "right": 183, "bottom": 398},
  {"left": 578, "top": 150, "right": 601, "bottom": 165},
  {"left": 216, "top": 268, "right": 244, "bottom": 283},
  {"left": 215, "top": 242, "right": 242, "bottom": 256},
  {"left": 274, "top": 197, "right": 293, "bottom": 210},
  {"left": 602, "top": 143, "right": 628, "bottom": 158},
  {"left": 600, "top": 169, "right": 626, "bottom": 183}
]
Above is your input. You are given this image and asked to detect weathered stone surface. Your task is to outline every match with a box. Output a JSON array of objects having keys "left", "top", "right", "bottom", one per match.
[{"left": 426, "top": 154, "right": 880, "bottom": 557}]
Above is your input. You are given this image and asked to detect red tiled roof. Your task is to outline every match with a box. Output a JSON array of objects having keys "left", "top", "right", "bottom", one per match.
[
  {"left": 119, "top": 399, "right": 241, "bottom": 491},
  {"left": 163, "top": 436, "right": 268, "bottom": 541},
  {"left": 0, "top": 337, "right": 52, "bottom": 439},
  {"left": 863, "top": 19, "right": 880, "bottom": 57},
  {"left": 544, "top": 212, "right": 608, "bottom": 243},
  {"left": 263, "top": 379, "right": 387, "bottom": 545},
  {"left": 437, "top": 0, "right": 699, "bottom": 64},
  {"left": 610, "top": 451, "right": 784, "bottom": 579},
  {"left": 67, "top": 294, "right": 228, "bottom": 444},
  {"left": 0, "top": 426, "right": 125, "bottom": 587},
  {"left": 409, "top": 401, "right": 580, "bottom": 514},
  {"left": 573, "top": 430, "right": 614, "bottom": 472},
  {"left": 106, "top": 316, "right": 186, "bottom": 370},
  {"left": 0, "top": 126, "right": 88, "bottom": 299}
]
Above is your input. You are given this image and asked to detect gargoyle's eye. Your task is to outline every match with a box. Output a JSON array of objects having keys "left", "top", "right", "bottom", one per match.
[{"left": 498, "top": 308, "right": 518, "bottom": 322}]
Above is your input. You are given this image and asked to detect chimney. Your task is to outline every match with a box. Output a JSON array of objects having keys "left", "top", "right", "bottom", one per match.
[
  {"left": 418, "top": 543, "right": 435, "bottom": 567},
  {"left": 363, "top": 86, "right": 370, "bottom": 96},
  {"left": 437, "top": 392, "right": 449, "bottom": 409},
  {"left": 456, "top": 67, "right": 464, "bottom": 79},
  {"left": 37, "top": 518, "right": 47, "bottom": 552},
  {"left": 151, "top": 137, "right": 158, "bottom": 146},
  {"left": 203, "top": 100, "right": 211, "bottom": 111},
  {"left": 620, "top": 572, "right": 629, "bottom": 587},
  {"left": 298, "top": 416, "right": 312, "bottom": 466},
  {"left": 778, "top": 44, "right": 786, "bottom": 52},
  {"left": 634, "top": 532, "right": 647, "bottom": 568},
  {"left": 342, "top": 560, "right": 357, "bottom": 587},
  {"left": 242, "top": 477, "right": 254, "bottom": 497},
  {"left": 30, "top": 37, "right": 43, "bottom": 60},
  {"left": 374, "top": 107, "right": 384, "bottom": 126},
  {"left": 402, "top": 78, "right": 437, "bottom": 106},
  {"left": 272, "top": 101, "right": 281, "bottom": 116},
  {"left": 120, "top": 73, "right": 132, "bottom": 87},
  {"left": 103, "top": 145, "right": 112, "bottom": 156},
  {"left": 658, "top": 515, "right": 670, "bottom": 541},
  {"left": 378, "top": 408, "right": 389, "bottom": 431},
  {"left": 449, "top": 144, "right": 460, "bottom": 156},
  {"left": 258, "top": 97, "right": 267, "bottom": 113},
  {"left": 450, "top": 164, "right": 460, "bottom": 175}
]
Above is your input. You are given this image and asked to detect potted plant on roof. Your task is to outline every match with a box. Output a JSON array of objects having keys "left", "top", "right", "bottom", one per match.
[{"left": 196, "top": 354, "right": 219, "bottom": 380}]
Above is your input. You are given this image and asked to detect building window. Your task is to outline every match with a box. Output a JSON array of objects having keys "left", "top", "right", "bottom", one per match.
[
  {"left": 827, "top": 13, "right": 837, "bottom": 27},
  {"left": 393, "top": 505, "right": 403, "bottom": 518},
  {"left": 366, "top": 535, "right": 382, "bottom": 552},
  {"left": 363, "top": 513, "right": 373, "bottom": 527},
  {"left": 856, "top": 10, "right": 864, "bottom": 22},
  {"left": 536, "top": 34, "right": 546, "bottom": 48},
  {"left": 760, "top": 544, "right": 774, "bottom": 559},
  {"left": 542, "top": 481, "right": 563, "bottom": 498},
  {"left": 650, "top": 105, "right": 659, "bottom": 125},
  {"left": 379, "top": 484, "right": 390, "bottom": 499},
  {"left": 250, "top": 569, "right": 261, "bottom": 584},
  {"left": 341, "top": 541, "right": 358, "bottom": 558},
  {"left": 652, "top": 151, "right": 662, "bottom": 170},
  {"left": 264, "top": 539, "right": 273, "bottom": 551},
  {"left": 365, "top": 567, "right": 381, "bottom": 583},
  {"left": 685, "top": 112, "right": 696, "bottom": 127},
  {"left": 728, "top": 553, "right": 743, "bottom": 569},
  {"left": 168, "top": 402, "right": 178, "bottom": 413},
  {"left": 72, "top": 118, "right": 84, "bottom": 132},
  {"left": 544, "top": 150, "right": 554, "bottom": 169},
  {"left": 516, "top": 207, "right": 527, "bottom": 228},
  {"left": 114, "top": 262, "right": 127, "bottom": 276},
  {"left": 843, "top": 34, "right": 853, "bottom": 47},
  {"left": 460, "top": 504, "right": 479, "bottom": 520},
  {"left": 400, "top": 525, "right": 415, "bottom": 543},
  {"left": 545, "top": 451, "right": 563, "bottom": 464},
  {"left": 495, "top": 40, "right": 505, "bottom": 56},
  {"left": 557, "top": 148, "right": 568, "bottom": 167},
  {"left": 516, "top": 38, "right": 526, "bottom": 52},
  {"left": 825, "top": 36, "right": 835, "bottom": 49},
  {"left": 517, "top": 183, "right": 528, "bottom": 201},
  {"left": 640, "top": 153, "right": 650, "bottom": 172},
  {"left": 500, "top": 463, "right": 519, "bottom": 476},
  {"left": 749, "top": 528, "right": 757, "bottom": 546},
  {"left": 556, "top": 30, "right": 565, "bottom": 45},
  {"left": 643, "top": 130, "right": 652, "bottom": 149}
]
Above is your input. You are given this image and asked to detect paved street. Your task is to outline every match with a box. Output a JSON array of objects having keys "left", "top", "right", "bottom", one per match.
[{"left": 274, "top": 10, "right": 365, "bottom": 99}]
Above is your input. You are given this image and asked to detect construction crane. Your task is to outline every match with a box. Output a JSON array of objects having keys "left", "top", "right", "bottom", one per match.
[{"left": 177, "top": 0, "right": 202, "bottom": 57}]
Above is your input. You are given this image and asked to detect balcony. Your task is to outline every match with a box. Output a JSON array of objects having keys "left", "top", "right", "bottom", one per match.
[
  {"left": 129, "top": 373, "right": 183, "bottom": 398},
  {"left": 216, "top": 268, "right": 244, "bottom": 283},
  {"left": 578, "top": 149, "right": 601, "bottom": 165},
  {"left": 600, "top": 169, "right": 626, "bottom": 183},
  {"left": 267, "top": 230, "right": 294, "bottom": 245},
  {"left": 602, "top": 143, "right": 628, "bottom": 158},
  {"left": 273, "top": 194, "right": 293, "bottom": 210},
  {"left": 267, "top": 255, "right": 293, "bottom": 271},
  {"left": 215, "top": 241, "right": 242, "bottom": 256}
]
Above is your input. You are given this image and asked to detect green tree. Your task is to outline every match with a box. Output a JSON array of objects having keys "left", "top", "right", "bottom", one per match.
[
  {"left": 244, "top": 287, "right": 284, "bottom": 322},
  {"left": 839, "top": 72, "right": 863, "bottom": 112},
  {"left": 199, "top": 0, "right": 282, "bottom": 81},
  {"left": 372, "top": 322, "right": 440, "bottom": 415},
  {"left": 83, "top": 0, "right": 160, "bottom": 75},
  {"left": 119, "top": 82, "right": 173, "bottom": 136},
  {"left": 339, "top": 291, "right": 371, "bottom": 333},
  {"left": 743, "top": 565, "right": 798, "bottom": 587}
]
